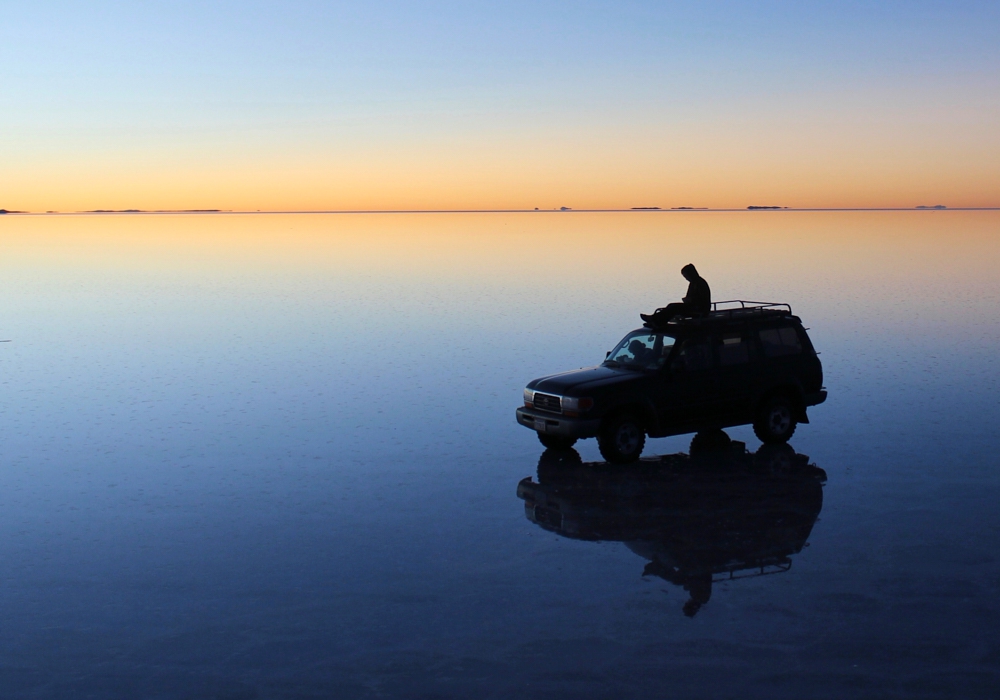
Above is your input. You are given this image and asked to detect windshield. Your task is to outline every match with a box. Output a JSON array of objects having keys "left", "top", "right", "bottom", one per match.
[{"left": 604, "top": 331, "right": 676, "bottom": 370}]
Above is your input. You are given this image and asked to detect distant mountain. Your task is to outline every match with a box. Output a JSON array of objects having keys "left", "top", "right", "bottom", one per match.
[
  {"left": 916, "top": 205, "right": 947, "bottom": 209},
  {"left": 631, "top": 206, "right": 660, "bottom": 210},
  {"left": 747, "top": 205, "right": 786, "bottom": 210}
]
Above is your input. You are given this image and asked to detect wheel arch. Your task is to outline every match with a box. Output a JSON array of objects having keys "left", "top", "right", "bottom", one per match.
[
  {"left": 600, "top": 400, "right": 655, "bottom": 431},
  {"left": 754, "top": 383, "right": 807, "bottom": 421}
]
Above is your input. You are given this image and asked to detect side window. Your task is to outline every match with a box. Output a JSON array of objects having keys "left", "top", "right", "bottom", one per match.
[
  {"left": 673, "top": 339, "right": 712, "bottom": 372},
  {"left": 759, "top": 326, "right": 803, "bottom": 358},
  {"left": 718, "top": 334, "right": 750, "bottom": 366}
]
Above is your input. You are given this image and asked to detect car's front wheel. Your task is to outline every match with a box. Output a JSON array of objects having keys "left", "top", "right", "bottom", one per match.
[
  {"left": 753, "top": 396, "right": 798, "bottom": 444},
  {"left": 537, "top": 433, "right": 577, "bottom": 450},
  {"left": 597, "top": 414, "right": 646, "bottom": 463}
]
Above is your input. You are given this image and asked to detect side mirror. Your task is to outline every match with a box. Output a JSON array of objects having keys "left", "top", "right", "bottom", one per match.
[{"left": 606, "top": 351, "right": 611, "bottom": 358}]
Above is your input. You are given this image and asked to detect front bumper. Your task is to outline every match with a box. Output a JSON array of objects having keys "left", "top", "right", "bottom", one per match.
[{"left": 516, "top": 406, "right": 602, "bottom": 439}]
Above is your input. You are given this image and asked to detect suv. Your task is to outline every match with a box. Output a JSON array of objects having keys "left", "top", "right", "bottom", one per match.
[{"left": 515, "top": 301, "right": 827, "bottom": 463}]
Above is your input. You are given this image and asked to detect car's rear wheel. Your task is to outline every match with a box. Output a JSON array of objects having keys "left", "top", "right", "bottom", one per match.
[
  {"left": 598, "top": 414, "right": 646, "bottom": 463},
  {"left": 753, "top": 396, "right": 797, "bottom": 444},
  {"left": 537, "top": 433, "right": 577, "bottom": 450},
  {"left": 754, "top": 443, "right": 795, "bottom": 472},
  {"left": 690, "top": 429, "right": 732, "bottom": 455}
]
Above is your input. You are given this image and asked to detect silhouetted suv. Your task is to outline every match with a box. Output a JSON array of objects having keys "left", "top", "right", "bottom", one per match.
[{"left": 515, "top": 302, "right": 827, "bottom": 463}]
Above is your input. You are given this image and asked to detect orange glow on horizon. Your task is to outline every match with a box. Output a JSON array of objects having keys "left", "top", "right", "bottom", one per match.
[{"left": 5, "top": 112, "right": 998, "bottom": 213}]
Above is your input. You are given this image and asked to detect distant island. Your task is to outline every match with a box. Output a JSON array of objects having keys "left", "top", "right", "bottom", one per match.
[
  {"left": 631, "top": 206, "right": 661, "bottom": 210},
  {"left": 84, "top": 209, "right": 222, "bottom": 213},
  {"left": 916, "top": 205, "right": 947, "bottom": 209},
  {"left": 747, "top": 205, "right": 787, "bottom": 210},
  {"left": 671, "top": 207, "right": 708, "bottom": 210},
  {"left": 0, "top": 208, "right": 25, "bottom": 214},
  {"left": 559, "top": 206, "right": 571, "bottom": 211}
]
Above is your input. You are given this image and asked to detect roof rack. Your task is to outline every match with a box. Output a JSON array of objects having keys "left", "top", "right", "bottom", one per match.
[
  {"left": 711, "top": 300, "right": 792, "bottom": 315},
  {"left": 711, "top": 556, "right": 793, "bottom": 582},
  {"left": 666, "top": 300, "right": 793, "bottom": 326}
]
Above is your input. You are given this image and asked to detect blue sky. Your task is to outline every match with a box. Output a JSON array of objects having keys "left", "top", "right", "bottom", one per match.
[{"left": 3, "top": 1, "right": 998, "bottom": 209}]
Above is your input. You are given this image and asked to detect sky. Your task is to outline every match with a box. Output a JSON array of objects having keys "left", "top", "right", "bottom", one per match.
[{"left": 2, "top": 1, "right": 999, "bottom": 211}]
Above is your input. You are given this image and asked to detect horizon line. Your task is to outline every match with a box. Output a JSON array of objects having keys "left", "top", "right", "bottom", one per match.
[{"left": 3, "top": 206, "right": 1000, "bottom": 216}]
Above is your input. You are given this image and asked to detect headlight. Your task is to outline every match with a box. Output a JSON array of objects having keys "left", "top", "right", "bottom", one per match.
[
  {"left": 561, "top": 396, "right": 594, "bottom": 413},
  {"left": 523, "top": 388, "right": 534, "bottom": 406}
]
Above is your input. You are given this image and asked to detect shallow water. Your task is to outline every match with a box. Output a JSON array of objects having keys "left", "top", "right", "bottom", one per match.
[{"left": 0, "top": 211, "right": 998, "bottom": 698}]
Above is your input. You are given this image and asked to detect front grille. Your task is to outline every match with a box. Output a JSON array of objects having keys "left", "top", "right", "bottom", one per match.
[{"left": 533, "top": 393, "right": 561, "bottom": 413}]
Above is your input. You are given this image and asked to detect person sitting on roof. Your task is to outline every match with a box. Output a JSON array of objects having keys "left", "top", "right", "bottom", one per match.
[{"left": 641, "top": 264, "right": 711, "bottom": 327}]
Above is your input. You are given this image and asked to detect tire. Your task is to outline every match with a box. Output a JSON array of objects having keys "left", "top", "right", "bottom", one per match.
[
  {"left": 537, "top": 433, "right": 577, "bottom": 450},
  {"left": 753, "top": 396, "right": 797, "bottom": 444},
  {"left": 755, "top": 444, "right": 795, "bottom": 472},
  {"left": 597, "top": 414, "right": 646, "bottom": 463},
  {"left": 690, "top": 429, "right": 732, "bottom": 455},
  {"left": 537, "top": 448, "right": 583, "bottom": 481}
]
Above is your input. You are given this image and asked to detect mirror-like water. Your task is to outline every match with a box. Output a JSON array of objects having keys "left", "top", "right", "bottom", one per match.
[{"left": 0, "top": 211, "right": 998, "bottom": 698}]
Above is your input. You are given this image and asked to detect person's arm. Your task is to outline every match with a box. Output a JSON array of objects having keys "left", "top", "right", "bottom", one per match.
[{"left": 681, "top": 281, "right": 696, "bottom": 305}]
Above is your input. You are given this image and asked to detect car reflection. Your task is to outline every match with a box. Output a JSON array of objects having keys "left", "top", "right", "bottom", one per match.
[{"left": 516, "top": 436, "right": 826, "bottom": 617}]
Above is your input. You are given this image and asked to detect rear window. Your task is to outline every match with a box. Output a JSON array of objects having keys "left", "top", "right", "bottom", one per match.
[
  {"left": 673, "top": 338, "right": 712, "bottom": 371},
  {"left": 718, "top": 335, "right": 750, "bottom": 366},
  {"left": 759, "top": 327, "right": 802, "bottom": 357}
]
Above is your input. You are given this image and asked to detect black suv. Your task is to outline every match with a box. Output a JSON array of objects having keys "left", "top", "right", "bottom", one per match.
[{"left": 515, "top": 302, "right": 827, "bottom": 462}]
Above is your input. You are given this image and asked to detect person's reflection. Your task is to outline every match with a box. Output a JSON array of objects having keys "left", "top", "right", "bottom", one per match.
[{"left": 515, "top": 434, "right": 826, "bottom": 617}]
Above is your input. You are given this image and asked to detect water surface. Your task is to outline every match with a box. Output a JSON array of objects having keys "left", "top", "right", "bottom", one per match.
[{"left": 0, "top": 211, "right": 998, "bottom": 698}]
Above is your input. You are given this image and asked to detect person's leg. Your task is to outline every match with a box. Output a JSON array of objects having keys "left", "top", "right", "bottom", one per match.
[
  {"left": 642, "top": 302, "right": 689, "bottom": 325},
  {"left": 649, "top": 303, "right": 687, "bottom": 323}
]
